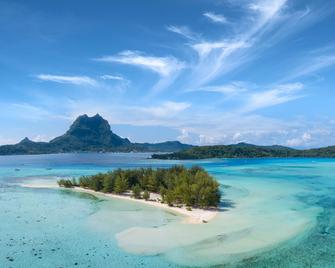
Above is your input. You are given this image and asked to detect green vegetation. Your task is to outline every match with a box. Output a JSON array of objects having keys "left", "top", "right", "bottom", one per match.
[
  {"left": 152, "top": 143, "right": 335, "bottom": 160},
  {"left": 142, "top": 190, "right": 150, "bottom": 201},
  {"left": 57, "top": 179, "right": 75, "bottom": 188},
  {"left": 131, "top": 184, "right": 142, "bottom": 199},
  {"left": 57, "top": 165, "right": 221, "bottom": 208}
]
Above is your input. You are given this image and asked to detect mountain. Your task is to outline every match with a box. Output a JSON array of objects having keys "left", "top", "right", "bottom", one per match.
[
  {"left": 152, "top": 142, "right": 335, "bottom": 159},
  {"left": 0, "top": 114, "right": 193, "bottom": 155},
  {"left": 49, "top": 114, "right": 131, "bottom": 151}
]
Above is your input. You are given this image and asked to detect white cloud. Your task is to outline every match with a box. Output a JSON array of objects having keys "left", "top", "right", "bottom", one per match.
[
  {"left": 191, "top": 41, "right": 248, "bottom": 58},
  {"left": 286, "top": 132, "right": 312, "bottom": 147},
  {"left": 166, "top": 25, "right": 197, "bottom": 40},
  {"left": 95, "top": 51, "right": 184, "bottom": 77},
  {"left": 203, "top": 12, "right": 228, "bottom": 24},
  {"left": 187, "top": 81, "right": 248, "bottom": 95},
  {"left": 95, "top": 51, "right": 185, "bottom": 93},
  {"left": 139, "top": 101, "right": 191, "bottom": 118},
  {"left": 188, "top": 0, "right": 289, "bottom": 88},
  {"left": 177, "top": 129, "right": 190, "bottom": 142},
  {"left": 36, "top": 74, "right": 97, "bottom": 86},
  {"left": 233, "top": 132, "right": 245, "bottom": 143},
  {"left": 248, "top": 0, "right": 287, "bottom": 19},
  {"left": 199, "top": 134, "right": 220, "bottom": 145},
  {"left": 289, "top": 54, "right": 335, "bottom": 79},
  {"left": 100, "top": 74, "right": 125, "bottom": 81},
  {"left": 189, "top": 40, "right": 250, "bottom": 87},
  {"left": 240, "top": 83, "right": 304, "bottom": 113},
  {"left": 24, "top": 97, "right": 335, "bottom": 148}
]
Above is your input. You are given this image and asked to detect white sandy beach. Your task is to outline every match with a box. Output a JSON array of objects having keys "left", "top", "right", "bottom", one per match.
[
  {"left": 20, "top": 179, "right": 60, "bottom": 189},
  {"left": 21, "top": 180, "right": 218, "bottom": 224},
  {"left": 72, "top": 187, "right": 218, "bottom": 224}
]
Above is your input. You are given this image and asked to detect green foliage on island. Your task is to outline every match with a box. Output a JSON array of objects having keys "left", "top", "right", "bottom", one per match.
[
  {"left": 57, "top": 179, "right": 77, "bottom": 188},
  {"left": 131, "top": 184, "right": 142, "bottom": 199},
  {"left": 57, "top": 166, "right": 221, "bottom": 208},
  {"left": 142, "top": 190, "right": 150, "bottom": 201},
  {"left": 152, "top": 143, "right": 335, "bottom": 160}
]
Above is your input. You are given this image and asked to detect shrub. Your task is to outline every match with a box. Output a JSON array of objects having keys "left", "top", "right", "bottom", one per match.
[
  {"left": 58, "top": 179, "right": 74, "bottom": 188},
  {"left": 132, "top": 184, "right": 142, "bottom": 199},
  {"left": 142, "top": 190, "right": 150, "bottom": 201}
]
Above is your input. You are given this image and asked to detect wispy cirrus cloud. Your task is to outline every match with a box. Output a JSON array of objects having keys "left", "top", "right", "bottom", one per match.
[
  {"left": 288, "top": 54, "right": 335, "bottom": 80},
  {"left": 36, "top": 74, "right": 97, "bottom": 86},
  {"left": 188, "top": 0, "right": 288, "bottom": 88},
  {"left": 166, "top": 25, "right": 198, "bottom": 40},
  {"left": 100, "top": 74, "right": 125, "bottom": 81},
  {"left": 248, "top": 0, "right": 287, "bottom": 19},
  {"left": 95, "top": 50, "right": 185, "bottom": 93},
  {"left": 240, "top": 82, "right": 304, "bottom": 113},
  {"left": 186, "top": 81, "right": 249, "bottom": 96},
  {"left": 191, "top": 41, "right": 249, "bottom": 58},
  {"left": 203, "top": 12, "right": 228, "bottom": 24},
  {"left": 187, "top": 81, "right": 304, "bottom": 113},
  {"left": 189, "top": 40, "right": 250, "bottom": 87},
  {"left": 95, "top": 51, "right": 184, "bottom": 77}
]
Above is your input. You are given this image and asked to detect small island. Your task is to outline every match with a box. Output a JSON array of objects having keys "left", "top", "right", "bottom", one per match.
[
  {"left": 58, "top": 165, "right": 221, "bottom": 223},
  {"left": 152, "top": 143, "right": 335, "bottom": 160}
]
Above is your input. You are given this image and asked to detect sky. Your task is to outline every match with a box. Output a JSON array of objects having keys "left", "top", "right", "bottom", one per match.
[{"left": 0, "top": 0, "right": 335, "bottom": 148}]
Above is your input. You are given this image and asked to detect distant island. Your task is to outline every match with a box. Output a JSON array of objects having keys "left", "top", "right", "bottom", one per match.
[
  {"left": 2, "top": 113, "right": 335, "bottom": 159},
  {"left": 152, "top": 143, "right": 335, "bottom": 160},
  {"left": 0, "top": 114, "right": 192, "bottom": 155}
]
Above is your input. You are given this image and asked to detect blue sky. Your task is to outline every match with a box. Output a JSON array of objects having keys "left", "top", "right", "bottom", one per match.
[{"left": 1, "top": 0, "right": 335, "bottom": 147}]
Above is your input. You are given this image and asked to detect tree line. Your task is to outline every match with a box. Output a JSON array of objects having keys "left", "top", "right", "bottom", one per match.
[
  {"left": 58, "top": 165, "right": 221, "bottom": 208},
  {"left": 152, "top": 143, "right": 335, "bottom": 160}
]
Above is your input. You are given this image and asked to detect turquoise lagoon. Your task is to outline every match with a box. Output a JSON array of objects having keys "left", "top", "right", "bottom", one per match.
[{"left": 1, "top": 153, "right": 335, "bottom": 267}]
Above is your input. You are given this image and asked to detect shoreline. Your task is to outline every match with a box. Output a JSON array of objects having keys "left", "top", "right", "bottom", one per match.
[
  {"left": 20, "top": 180, "right": 218, "bottom": 224},
  {"left": 71, "top": 187, "right": 218, "bottom": 224}
]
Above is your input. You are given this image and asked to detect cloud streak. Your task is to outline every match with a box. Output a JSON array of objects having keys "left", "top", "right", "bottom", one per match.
[
  {"left": 13, "top": 1, "right": 335, "bottom": 148},
  {"left": 203, "top": 12, "right": 228, "bottom": 24},
  {"left": 240, "top": 83, "right": 304, "bottom": 113},
  {"left": 188, "top": 0, "right": 288, "bottom": 88},
  {"left": 166, "top": 25, "right": 197, "bottom": 40},
  {"left": 95, "top": 50, "right": 185, "bottom": 93},
  {"left": 37, "top": 74, "right": 97, "bottom": 86},
  {"left": 186, "top": 81, "right": 248, "bottom": 96},
  {"left": 100, "top": 74, "right": 125, "bottom": 81},
  {"left": 289, "top": 54, "right": 335, "bottom": 79},
  {"left": 95, "top": 51, "right": 184, "bottom": 77}
]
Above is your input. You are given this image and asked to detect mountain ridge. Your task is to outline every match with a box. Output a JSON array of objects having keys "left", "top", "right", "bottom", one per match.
[
  {"left": 0, "top": 114, "right": 192, "bottom": 155},
  {"left": 2, "top": 114, "right": 335, "bottom": 158}
]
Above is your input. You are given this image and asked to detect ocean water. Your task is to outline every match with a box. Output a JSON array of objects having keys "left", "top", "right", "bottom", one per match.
[{"left": 0, "top": 153, "right": 335, "bottom": 267}]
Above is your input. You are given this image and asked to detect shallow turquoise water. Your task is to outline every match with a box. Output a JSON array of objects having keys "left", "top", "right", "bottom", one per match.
[{"left": 1, "top": 154, "right": 335, "bottom": 267}]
